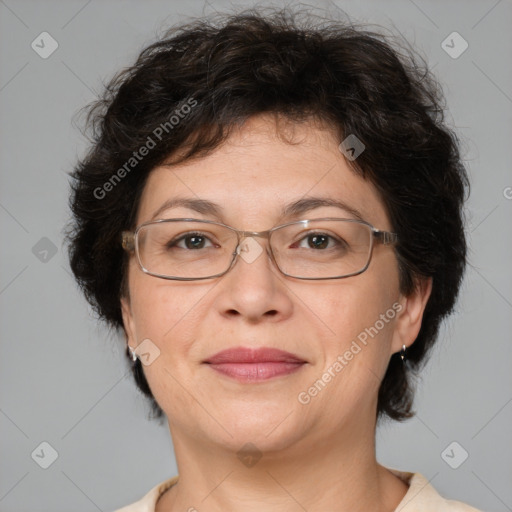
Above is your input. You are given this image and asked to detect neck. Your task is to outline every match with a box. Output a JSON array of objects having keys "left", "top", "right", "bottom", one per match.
[{"left": 156, "top": 418, "right": 408, "bottom": 512}]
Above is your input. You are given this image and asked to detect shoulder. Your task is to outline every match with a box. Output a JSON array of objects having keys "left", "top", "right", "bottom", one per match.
[
  {"left": 112, "top": 476, "right": 178, "bottom": 512},
  {"left": 112, "top": 471, "right": 482, "bottom": 512},
  {"left": 390, "top": 469, "right": 482, "bottom": 512}
]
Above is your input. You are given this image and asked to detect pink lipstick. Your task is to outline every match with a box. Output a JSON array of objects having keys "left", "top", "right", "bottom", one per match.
[{"left": 204, "top": 347, "right": 306, "bottom": 382}]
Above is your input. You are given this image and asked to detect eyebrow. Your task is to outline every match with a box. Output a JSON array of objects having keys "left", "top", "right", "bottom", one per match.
[
  {"left": 151, "top": 197, "right": 224, "bottom": 221},
  {"left": 150, "top": 196, "right": 365, "bottom": 222},
  {"left": 282, "top": 197, "right": 364, "bottom": 222}
]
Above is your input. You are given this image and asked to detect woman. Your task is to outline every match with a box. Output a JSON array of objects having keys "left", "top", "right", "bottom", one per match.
[{"left": 67, "top": 8, "right": 480, "bottom": 511}]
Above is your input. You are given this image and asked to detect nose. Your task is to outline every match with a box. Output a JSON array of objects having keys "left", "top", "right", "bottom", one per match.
[{"left": 215, "top": 236, "right": 294, "bottom": 323}]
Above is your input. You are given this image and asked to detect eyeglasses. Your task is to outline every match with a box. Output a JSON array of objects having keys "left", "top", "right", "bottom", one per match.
[{"left": 121, "top": 217, "right": 397, "bottom": 281}]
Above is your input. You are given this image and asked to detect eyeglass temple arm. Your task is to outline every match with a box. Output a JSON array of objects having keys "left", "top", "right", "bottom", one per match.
[
  {"left": 374, "top": 230, "right": 398, "bottom": 245},
  {"left": 122, "top": 231, "right": 135, "bottom": 252}
]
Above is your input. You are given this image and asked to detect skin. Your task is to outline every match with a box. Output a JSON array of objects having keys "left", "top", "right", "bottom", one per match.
[{"left": 121, "top": 114, "right": 432, "bottom": 512}]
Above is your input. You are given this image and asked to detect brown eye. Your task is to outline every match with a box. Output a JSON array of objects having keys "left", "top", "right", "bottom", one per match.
[
  {"left": 307, "top": 234, "right": 330, "bottom": 249},
  {"left": 291, "top": 232, "right": 344, "bottom": 251},
  {"left": 167, "top": 232, "right": 216, "bottom": 250},
  {"left": 183, "top": 235, "right": 207, "bottom": 249}
]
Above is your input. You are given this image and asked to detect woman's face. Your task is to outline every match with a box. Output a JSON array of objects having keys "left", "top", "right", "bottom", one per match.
[{"left": 122, "top": 114, "right": 426, "bottom": 454}]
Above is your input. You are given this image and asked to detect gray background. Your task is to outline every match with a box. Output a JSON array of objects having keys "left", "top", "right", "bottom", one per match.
[{"left": 0, "top": 0, "right": 511, "bottom": 510}]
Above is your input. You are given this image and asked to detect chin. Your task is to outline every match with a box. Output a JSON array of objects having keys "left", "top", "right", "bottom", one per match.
[{"left": 215, "top": 406, "right": 306, "bottom": 450}]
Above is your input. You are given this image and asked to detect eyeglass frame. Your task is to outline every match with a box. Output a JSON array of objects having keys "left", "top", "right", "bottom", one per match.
[{"left": 121, "top": 217, "right": 398, "bottom": 281}]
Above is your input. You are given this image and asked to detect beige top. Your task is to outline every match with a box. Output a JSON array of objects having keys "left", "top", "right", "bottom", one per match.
[{"left": 114, "top": 468, "right": 481, "bottom": 511}]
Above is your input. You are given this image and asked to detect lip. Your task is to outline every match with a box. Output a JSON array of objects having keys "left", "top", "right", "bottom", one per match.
[{"left": 203, "top": 347, "right": 307, "bottom": 382}]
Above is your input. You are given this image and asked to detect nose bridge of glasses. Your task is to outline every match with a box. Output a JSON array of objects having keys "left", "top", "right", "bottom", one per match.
[
  {"left": 234, "top": 229, "right": 271, "bottom": 251},
  {"left": 238, "top": 229, "right": 271, "bottom": 239}
]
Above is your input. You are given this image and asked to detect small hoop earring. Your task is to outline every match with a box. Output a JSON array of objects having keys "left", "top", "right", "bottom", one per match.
[
  {"left": 400, "top": 344, "right": 407, "bottom": 362},
  {"left": 128, "top": 345, "right": 137, "bottom": 362}
]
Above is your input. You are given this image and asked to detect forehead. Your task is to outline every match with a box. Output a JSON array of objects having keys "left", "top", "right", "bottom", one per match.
[{"left": 136, "top": 115, "right": 390, "bottom": 229}]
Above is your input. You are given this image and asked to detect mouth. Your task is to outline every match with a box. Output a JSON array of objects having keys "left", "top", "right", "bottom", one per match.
[{"left": 203, "top": 347, "right": 307, "bottom": 382}]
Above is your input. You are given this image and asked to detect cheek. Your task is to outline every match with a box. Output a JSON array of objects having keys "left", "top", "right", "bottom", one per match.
[
  {"left": 307, "top": 289, "right": 399, "bottom": 414},
  {"left": 322, "top": 285, "right": 397, "bottom": 340},
  {"left": 127, "top": 278, "right": 201, "bottom": 413},
  {"left": 129, "top": 286, "right": 169, "bottom": 341},
  {"left": 128, "top": 270, "right": 197, "bottom": 343},
  {"left": 316, "top": 262, "right": 400, "bottom": 366},
  {"left": 127, "top": 274, "right": 214, "bottom": 380}
]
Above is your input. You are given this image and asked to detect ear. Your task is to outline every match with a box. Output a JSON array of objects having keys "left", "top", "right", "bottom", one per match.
[
  {"left": 121, "top": 295, "right": 137, "bottom": 349},
  {"left": 391, "top": 277, "right": 433, "bottom": 354}
]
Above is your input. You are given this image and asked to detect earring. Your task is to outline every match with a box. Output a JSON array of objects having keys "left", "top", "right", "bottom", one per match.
[
  {"left": 128, "top": 345, "right": 137, "bottom": 362},
  {"left": 400, "top": 344, "right": 407, "bottom": 362}
]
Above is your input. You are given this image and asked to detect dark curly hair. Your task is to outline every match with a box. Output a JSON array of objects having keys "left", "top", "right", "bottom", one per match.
[{"left": 67, "top": 7, "right": 469, "bottom": 422}]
